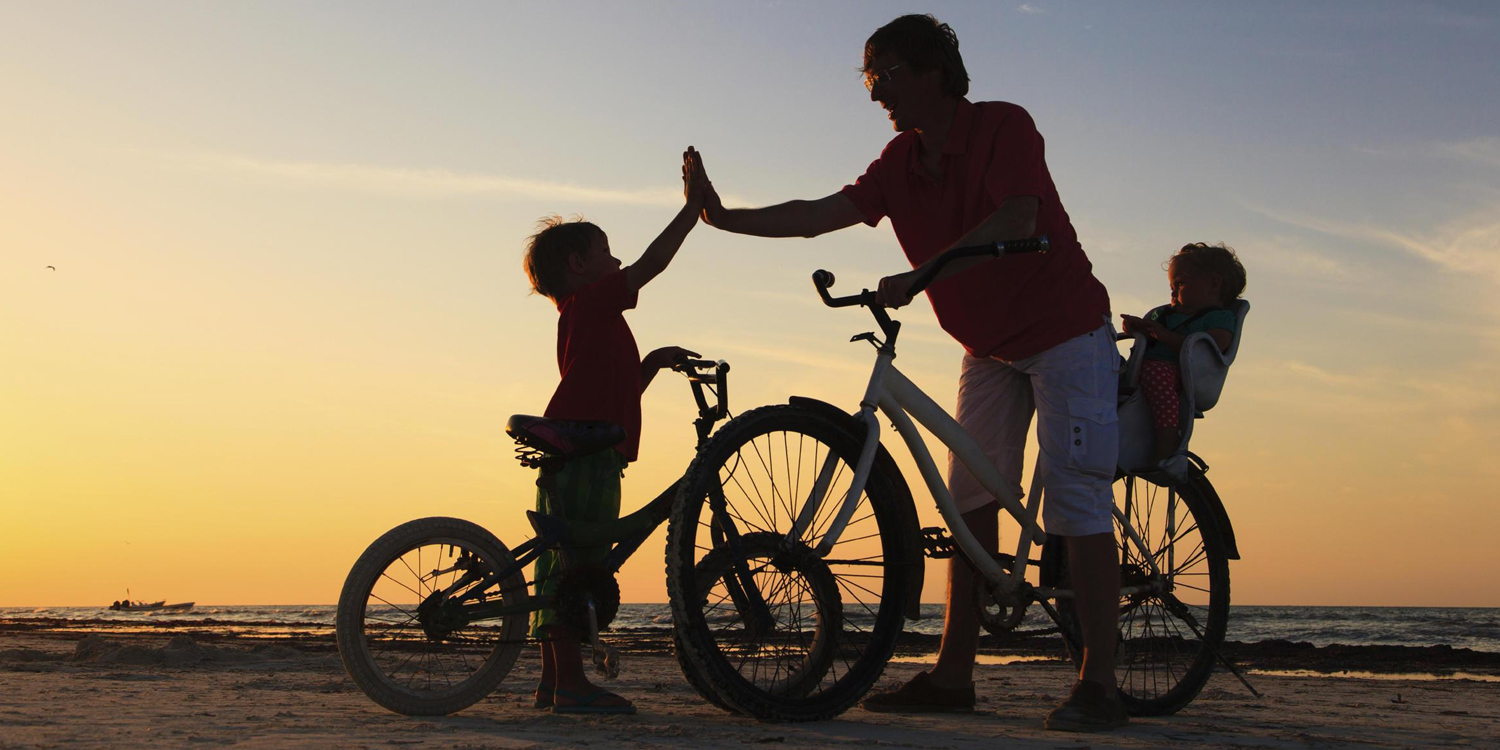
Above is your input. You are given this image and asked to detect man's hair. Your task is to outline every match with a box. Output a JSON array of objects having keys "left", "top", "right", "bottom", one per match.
[
  {"left": 863, "top": 14, "right": 969, "bottom": 98},
  {"left": 523, "top": 214, "right": 600, "bottom": 300},
  {"left": 1170, "top": 242, "right": 1247, "bottom": 304}
]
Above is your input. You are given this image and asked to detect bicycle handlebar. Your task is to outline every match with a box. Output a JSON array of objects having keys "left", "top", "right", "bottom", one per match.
[
  {"left": 811, "top": 236, "right": 1049, "bottom": 347},
  {"left": 675, "top": 358, "right": 730, "bottom": 438},
  {"left": 812, "top": 236, "right": 1049, "bottom": 309},
  {"left": 674, "top": 357, "right": 730, "bottom": 382},
  {"left": 906, "top": 236, "right": 1049, "bottom": 297}
]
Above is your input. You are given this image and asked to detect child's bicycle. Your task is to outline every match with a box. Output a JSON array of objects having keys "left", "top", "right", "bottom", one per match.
[
  {"left": 662, "top": 236, "right": 1257, "bottom": 722},
  {"left": 335, "top": 358, "right": 734, "bottom": 716}
]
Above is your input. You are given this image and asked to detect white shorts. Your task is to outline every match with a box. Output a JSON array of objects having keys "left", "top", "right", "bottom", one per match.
[{"left": 946, "top": 323, "right": 1120, "bottom": 537}]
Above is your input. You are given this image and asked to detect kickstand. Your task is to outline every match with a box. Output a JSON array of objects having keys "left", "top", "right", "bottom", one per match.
[
  {"left": 587, "top": 599, "right": 621, "bottom": 680},
  {"left": 1165, "top": 594, "right": 1261, "bottom": 698}
]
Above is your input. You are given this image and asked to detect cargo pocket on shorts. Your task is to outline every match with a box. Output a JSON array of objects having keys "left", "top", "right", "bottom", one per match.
[{"left": 1066, "top": 396, "right": 1119, "bottom": 480}]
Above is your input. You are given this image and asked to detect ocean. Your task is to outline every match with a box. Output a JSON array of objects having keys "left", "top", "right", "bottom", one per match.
[{"left": 4, "top": 605, "right": 1497, "bottom": 653}]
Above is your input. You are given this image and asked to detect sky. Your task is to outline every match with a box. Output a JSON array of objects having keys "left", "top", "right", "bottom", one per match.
[{"left": 3, "top": 1, "right": 1498, "bottom": 608}]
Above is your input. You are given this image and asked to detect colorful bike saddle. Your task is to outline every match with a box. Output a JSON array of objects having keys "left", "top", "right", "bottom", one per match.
[{"left": 505, "top": 415, "right": 624, "bottom": 464}]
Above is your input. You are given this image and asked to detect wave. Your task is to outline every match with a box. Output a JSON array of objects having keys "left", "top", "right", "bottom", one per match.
[{"left": 4, "top": 605, "right": 1497, "bottom": 653}]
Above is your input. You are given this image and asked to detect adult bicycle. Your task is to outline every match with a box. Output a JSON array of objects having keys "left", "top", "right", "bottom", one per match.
[{"left": 665, "top": 236, "right": 1249, "bottom": 722}]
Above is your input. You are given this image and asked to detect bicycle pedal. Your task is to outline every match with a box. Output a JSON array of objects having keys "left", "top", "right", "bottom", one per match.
[
  {"left": 920, "top": 526, "right": 957, "bottom": 559},
  {"left": 593, "top": 642, "right": 621, "bottom": 680}
]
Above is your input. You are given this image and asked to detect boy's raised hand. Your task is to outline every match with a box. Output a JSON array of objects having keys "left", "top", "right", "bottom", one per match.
[{"left": 644, "top": 345, "right": 701, "bottom": 372}]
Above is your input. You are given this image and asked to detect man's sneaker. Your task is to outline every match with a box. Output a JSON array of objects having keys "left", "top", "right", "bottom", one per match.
[
  {"left": 1043, "top": 681, "right": 1129, "bottom": 732},
  {"left": 861, "top": 671, "right": 975, "bottom": 713}
]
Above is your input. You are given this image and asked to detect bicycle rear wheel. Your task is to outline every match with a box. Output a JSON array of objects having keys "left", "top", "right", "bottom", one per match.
[
  {"left": 666, "top": 405, "right": 915, "bottom": 722},
  {"left": 336, "top": 517, "right": 530, "bottom": 716},
  {"left": 1058, "top": 472, "right": 1230, "bottom": 716}
]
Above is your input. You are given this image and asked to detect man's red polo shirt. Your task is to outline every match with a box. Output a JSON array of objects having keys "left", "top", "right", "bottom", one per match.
[
  {"left": 840, "top": 99, "right": 1110, "bottom": 361},
  {"left": 544, "top": 269, "right": 643, "bottom": 461}
]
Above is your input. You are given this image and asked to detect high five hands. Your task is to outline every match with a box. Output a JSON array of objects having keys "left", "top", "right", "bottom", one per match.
[
  {"left": 683, "top": 148, "right": 725, "bottom": 226},
  {"left": 682, "top": 147, "right": 711, "bottom": 211}
]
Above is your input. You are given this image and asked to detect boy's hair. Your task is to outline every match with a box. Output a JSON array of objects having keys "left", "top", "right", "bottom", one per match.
[
  {"left": 863, "top": 14, "right": 969, "bottom": 98},
  {"left": 1170, "top": 242, "right": 1247, "bottom": 304},
  {"left": 523, "top": 214, "right": 601, "bottom": 300}
]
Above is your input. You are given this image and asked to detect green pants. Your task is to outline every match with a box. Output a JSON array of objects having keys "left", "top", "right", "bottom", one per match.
[{"left": 531, "top": 449, "right": 627, "bottom": 637}]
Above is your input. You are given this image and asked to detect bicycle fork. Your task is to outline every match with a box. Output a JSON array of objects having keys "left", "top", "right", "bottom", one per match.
[{"left": 787, "top": 350, "right": 893, "bottom": 555}]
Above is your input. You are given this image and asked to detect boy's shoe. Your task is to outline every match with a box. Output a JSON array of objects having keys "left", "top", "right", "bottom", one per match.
[
  {"left": 861, "top": 671, "right": 975, "bottom": 713},
  {"left": 1043, "top": 681, "right": 1129, "bottom": 732}
]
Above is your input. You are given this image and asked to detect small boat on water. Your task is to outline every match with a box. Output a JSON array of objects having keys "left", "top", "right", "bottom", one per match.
[{"left": 108, "top": 600, "right": 194, "bottom": 612}]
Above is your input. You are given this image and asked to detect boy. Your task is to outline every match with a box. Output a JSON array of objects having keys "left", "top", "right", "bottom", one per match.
[{"left": 519, "top": 147, "right": 707, "bottom": 714}]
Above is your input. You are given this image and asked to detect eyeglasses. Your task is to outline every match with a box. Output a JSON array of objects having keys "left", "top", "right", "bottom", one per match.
[{"left": 863, "top": 64, "right": 903, "bottom": 91}]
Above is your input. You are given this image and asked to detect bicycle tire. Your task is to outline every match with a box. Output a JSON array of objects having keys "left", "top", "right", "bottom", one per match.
[
  {"left": 666, "top": 405, "right": 915, "bottom": 722},
  {"left": 673, "top": 535, "right": 835, "bottom": 714},
  {"left": 336, "top": 517, "right": 530, "bottom": 716},
  {"left": 1052, "top": 471, "right": 1230, "bottom": 716}
]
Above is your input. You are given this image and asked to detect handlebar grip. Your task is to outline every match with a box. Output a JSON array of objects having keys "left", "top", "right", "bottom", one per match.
[
  {"left": 906, "top": 235, "right": 1051, "bottom": 298},
  {"left": 999, "top": 236, "right": 1050, "bottom": 254}
]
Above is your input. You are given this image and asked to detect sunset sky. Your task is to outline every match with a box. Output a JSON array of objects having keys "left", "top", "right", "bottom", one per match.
[{"left": 3, "top": 1, "right": 1498, "bottom": 608}]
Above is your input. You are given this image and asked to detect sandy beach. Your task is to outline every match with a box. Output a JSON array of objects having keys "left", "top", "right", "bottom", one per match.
[{"left": 3, "top": 622, "right": 1497, "bottom": 750}]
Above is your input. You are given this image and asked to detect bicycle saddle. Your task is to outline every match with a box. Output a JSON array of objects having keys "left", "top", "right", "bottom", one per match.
[{"left": 505, "top": 415, "right": 624, "bottom": 463}]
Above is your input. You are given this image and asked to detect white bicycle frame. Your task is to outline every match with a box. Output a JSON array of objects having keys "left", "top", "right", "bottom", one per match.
[{"left": 789, "top": 345, "right": 1163, "bottom": 600}]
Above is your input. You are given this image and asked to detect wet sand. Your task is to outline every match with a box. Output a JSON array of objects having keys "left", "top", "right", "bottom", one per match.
[{"left": 2, "top": 624, "right": 1497, "bottom": 749}]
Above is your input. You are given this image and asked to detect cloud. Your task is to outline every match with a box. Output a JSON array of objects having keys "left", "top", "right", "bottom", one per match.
[
  {"left": 1251, "top": 236, "right": 1357, "bottom": 284},
  {"left": 156, "top": 151, "right": 691, "bottom": 207},
  {"left": 1433, "top": 138, "right": 1500, "bottom": 170},
  {"left": 1245, "top": 201, "right": 1500, "bottom": 284},
  {"left": 1282, "top": 360, "right": 1365, "bottom": 387},
  {"left": 1355, "top": 137, "right": 1500, "bottom": 171},
  {"left": 1017, "top": 3, "right": 1044, "bottom": 15},
  {"left": 1247, "top": 358, "right": 1500, "bottom": 416}
]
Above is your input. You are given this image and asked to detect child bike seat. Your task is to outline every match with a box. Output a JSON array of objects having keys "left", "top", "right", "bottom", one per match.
[
  {"left": 505, "top": 415, "right": 624, "bottom": 465},
  {"left": 1115, "top": 299, "right": 1250, "bottom": 477}
]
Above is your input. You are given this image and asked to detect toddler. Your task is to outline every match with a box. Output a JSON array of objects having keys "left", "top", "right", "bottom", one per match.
[{"left": 1120, "top": 242, "right": 1246, "bottom": 464}]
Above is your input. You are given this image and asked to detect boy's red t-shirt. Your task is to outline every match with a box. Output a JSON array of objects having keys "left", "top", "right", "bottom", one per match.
[
  {"left": 543, "top": 269, "right": 643, "bottom": 461},
  {"left": 839, "top": 99, "right": 1110, "bottom": 362}
]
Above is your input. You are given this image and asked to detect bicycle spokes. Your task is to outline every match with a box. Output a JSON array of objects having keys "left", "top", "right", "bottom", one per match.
[
  {"left": 1106, "top": 474, "right": 1230, "bottom": 715},
  {"left": 362, "top": 542, "right": 508, "bottom": 694}
]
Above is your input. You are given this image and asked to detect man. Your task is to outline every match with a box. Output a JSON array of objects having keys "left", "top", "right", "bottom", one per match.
[{"left": 695, "top": 14, "right": 1127, "bottom": 731}]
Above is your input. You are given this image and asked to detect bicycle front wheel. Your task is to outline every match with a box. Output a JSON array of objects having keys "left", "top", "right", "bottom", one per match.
[
  {"left": 335, "top": 517, "right": 530, "bottom": 716},
  {"left": 666, "top": 405, "right": 915, "bottom": 722},
  {"left": 1059, "top": 472, "right": 1231, "bottom": 716}
]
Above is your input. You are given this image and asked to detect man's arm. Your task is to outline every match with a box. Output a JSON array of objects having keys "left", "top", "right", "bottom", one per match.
[
  {"left": 876, "top": 195, "right": 1039, "bottom": 307},
  {"left": 694, "top": 149, "right": 864, "bottom": 238},
  {"left": 703, "top": 189, "right": 866, "bottom": 239}
]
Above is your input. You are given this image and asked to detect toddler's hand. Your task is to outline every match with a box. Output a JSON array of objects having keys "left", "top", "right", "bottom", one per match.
[{"left": 1121, "top": 314, "right": 1164, "bottom": 340}]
